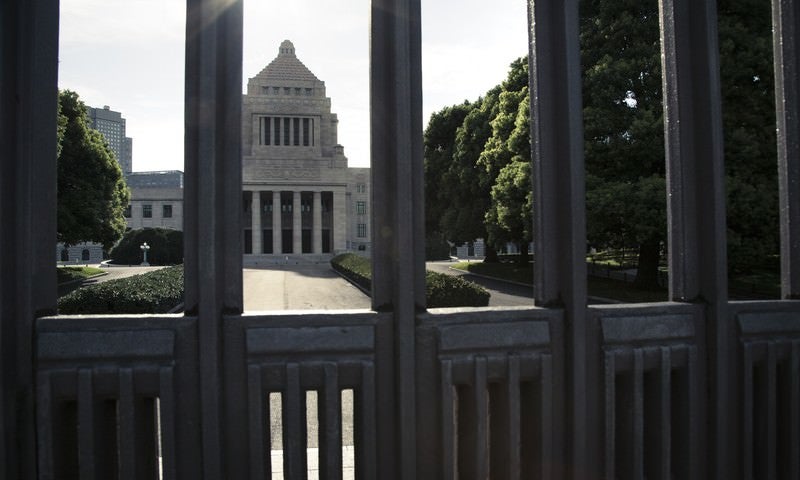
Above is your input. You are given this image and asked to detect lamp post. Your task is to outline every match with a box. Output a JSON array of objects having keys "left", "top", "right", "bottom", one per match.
[{"left": 140, "top": 242, "right": 150, "bottom": 266}]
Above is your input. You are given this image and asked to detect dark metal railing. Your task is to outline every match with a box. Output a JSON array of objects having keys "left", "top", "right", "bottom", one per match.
[{"left": 2, "top": 0, "right": 800, "bottom": 478}]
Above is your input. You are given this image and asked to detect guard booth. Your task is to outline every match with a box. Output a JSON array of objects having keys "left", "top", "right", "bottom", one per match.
[{"left": 2, "top": 0, "right": 799, "bottom": 478}]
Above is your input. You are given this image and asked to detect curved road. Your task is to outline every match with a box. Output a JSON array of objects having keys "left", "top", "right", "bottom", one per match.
[{"left": 426, "top": 260, "right": 535, "bottom": 307}]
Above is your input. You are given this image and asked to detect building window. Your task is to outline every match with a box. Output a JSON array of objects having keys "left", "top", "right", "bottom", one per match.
[
  {"left": 303, "top": 118, "right": 310, "bottom": 146},
  {"left": 61, "top": 249, "right": 69, "bottom": 262},
  {"left": 81, "top": 249, "right": 90, "bottom": 261},
  {"left": 261, "top": 117, "right": 271, "bottom": 145},
  {"left": 293, "top": 118, "right": 300, "bottom": 146},
  {"left": 356, "top": 201, "right": 366, "bottom": 215},
  {"left": 283, "top": 117, "right": 290, "bottom": 145},
  {"left": 143, "top": 204, "right": 152, "bottom": 218},
  {"left": 284, "top": 87, "right": 291, "bottom": 95},
  {"left": 357, "top": 223, "right": 367, "bottom": 238},
  {"left": 163, "top": 204, "right": 173, "bottom": 218},
  {"left": 272, "top": 86, "right": 279, "bottom": 95},
  {"left": 294, "top": 87, "right": 301, "bottom": 95},
  {"left": 262, "top": 86, "right": 270, "bottom": 94},
  {"left": 124, "top": 205, "right": 132, "bottom": 218},
  {"left": 356, "top": 183, "right": 366, "bottom": 194},
  {"left": 274, "top": 117, "right": 281, "bottom": 146},
  {"left": 305, "top": 88, "right": 313, "bottom": 96}
]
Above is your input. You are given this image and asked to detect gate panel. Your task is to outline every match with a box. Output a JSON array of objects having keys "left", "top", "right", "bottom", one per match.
[
  {"left": 733, "top": 302, "right": 800, "bottom": 479},
  {"left": 223, "top": 312, "right": 390, "bottom": 479},
  {"left": 416, "top": 307, "right": 564, "bottom": 479},
  {"left": 35, "top": 316, "right": 200, "bottom": 480},
  {"left": 592, "top": 303, "right": 707, "bottom": 480}
]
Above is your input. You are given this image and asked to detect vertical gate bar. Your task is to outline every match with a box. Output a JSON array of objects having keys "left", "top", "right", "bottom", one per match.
[
  {"left": 633, "top": 350, "right": 644, "bottom": 480},
  {"left": 77, "top": 369, "right": 97, "bottom": 480},
  {"left": 507, "top": 356, "right": 521, "bottom": 480},
  {"left": 527, "top": 0, "right": 588, "bottom": 475},
  {"left": 472, "top": 357, "right": 489, "bottom": 479},
  {"left": 248, "top": 365, "right": 267, "bottom": 480},
  {"left": 767, "top": 343, "right": 777, "bottom": 480},
  {"left": 771, "top": 0, "right": 800, "bottom": 298},
  {"left": 370, "top": 0, "right": 424, "bottom": 475},
  {"left": 659, "top": 1, "right": 729, "bottom": 478},
  {"left": 791, "top": 341, "right": 799, "bottom": 479},
  {"left": 183, "top": 0, "right": 243, "bottom": 476},
  {"left": 742, "top": 344, "right": 754, "bottom": 479},
  {"left": 321, "top": 363, "right": 343, "bottom": 480},
  {"left": 118, "top": 368, "right": 136, "bottom": 480},
  {"left": 660, "top": 348, "right": 672, "bottom": 480},
  {"left": 1, "top": 0, "right": 59, "bottom": 478},
  {"left": 440, "top": 360, "right": 455, "bottom": 480},
  {"left": 604, "top": 352, "right": 616, "bottom": 480},
  {"left": 357, "top": 361, "right": 377, "bottom": 480},
  {"left": 687, "top": 345, "right": 703, "bottom": 480},
  {"left": 158, "top": 367, "right": 176, "bottom": 480},
  {"left": 36, "top": 372, "right": 54, "bottom": 479},
  {"left": 283, "top": 363, "right": 307, "bottom": 478},
  {"left": 540, "top": 354, "right": 554, "bottom": 480}
]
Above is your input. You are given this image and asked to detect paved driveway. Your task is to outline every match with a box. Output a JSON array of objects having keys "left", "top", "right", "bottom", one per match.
[{"left": 243, "top": 264, "right": 370, "bottom": 311}]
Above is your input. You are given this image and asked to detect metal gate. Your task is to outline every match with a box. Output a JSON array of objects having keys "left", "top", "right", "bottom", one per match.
[{"left": 3, "top": 0, "right": 800, "bottom": 478}]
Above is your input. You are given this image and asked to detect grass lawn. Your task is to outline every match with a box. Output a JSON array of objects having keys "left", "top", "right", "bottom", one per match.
[
  {"left": 57, "top": 266, "right": 105, "bottom": 284},
  {"left": 452, "top": 261, "right": 668, "bottom": 303}
]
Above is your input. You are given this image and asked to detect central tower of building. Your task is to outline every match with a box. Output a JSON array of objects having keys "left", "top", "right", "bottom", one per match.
[{"left": 241, "top": 40, "right": 370, "bottom": 260}]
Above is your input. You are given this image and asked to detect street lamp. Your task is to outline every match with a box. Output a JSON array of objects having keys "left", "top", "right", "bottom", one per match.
[{"left": 140, "top": 242, "right": 151, "bottom": 266}]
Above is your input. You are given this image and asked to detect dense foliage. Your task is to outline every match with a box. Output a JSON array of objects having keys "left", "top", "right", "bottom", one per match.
[
  {"left": 57, "top": 90, "right": 130, "bottom": 250},
  {"left": 330, "top": 253, "right": 490, "bottom": 307},
  {"left": 110, "top": 228, "right": 184, "bottom": 265},
  {"left": 424, "top": 0, "right": 778, "bottom": 286},
  {"left": 58, "top": 266, "right": 184, "bottom": 314}
]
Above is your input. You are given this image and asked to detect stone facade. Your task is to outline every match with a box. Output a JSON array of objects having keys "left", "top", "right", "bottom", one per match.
[
  {"left": 125, "top": 186, "right": 183, "bottom": 231},
  {"left": 241, "top": 40, "right": 370, "bottom": 260},
  {"left": 56, "top": 242, "right": 104, "bottom": 264}
]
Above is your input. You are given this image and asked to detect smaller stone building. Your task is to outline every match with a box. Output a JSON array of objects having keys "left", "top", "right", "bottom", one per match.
[
  {"left": 56, "top": 242, "right": 104, "bottom": 264},
  {"left": 124, "top": 171, "right": 184, "bottom": 231}
]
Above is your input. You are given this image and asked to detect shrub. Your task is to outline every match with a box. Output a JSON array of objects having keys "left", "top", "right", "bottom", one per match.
[
  {"left": 330, "top": 253, "right": 371, "bottom": 291},
  {"left": 58, "top": 266, "right": 184, "bottom": 314},
  {"left": 425, "top": 271, "right": 490, "bottom": 307},
  {"left": 110, "top": 228, "right": 183, "bottom": 265},
  {"left": 331, "top": 253, "right": 490, "bottom": 307}
]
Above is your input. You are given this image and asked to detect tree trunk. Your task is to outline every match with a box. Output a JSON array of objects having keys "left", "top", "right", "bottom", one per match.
[
  {"left": 484, "top": 245, "right": 499, "bottom": 263},
  {"left": 517, "top": 242, "right": 530, "bottom": 265},
  {"left": 634, "top": 239, "right": 661, "bottom": 289}
]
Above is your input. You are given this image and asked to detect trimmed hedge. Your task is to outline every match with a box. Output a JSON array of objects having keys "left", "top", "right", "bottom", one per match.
[
  {"left": 110, "top": 228, "right": 183, "bottom": 265},
  {"left": 58, "top": 266, "right": 184, "bottom": 314},
  {"left": 331, "top": 253, "right": 490, "bottom": 307}
]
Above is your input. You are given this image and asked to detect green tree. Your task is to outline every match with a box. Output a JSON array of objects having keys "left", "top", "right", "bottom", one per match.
[
  {"left": 424, "top": 102, "right": 474, "bottom": 258},
  {"left": 57, "top": 90, "right": 130, "bottom": 250},
  {"left": 485, "top": 159, "right": 532, "bottom": 264},
  {"left": 718, "top": 0, "right": 779, "bottom": 274},
  {"left": 580, "top": 0, "right": 666, "bottom": 288}
]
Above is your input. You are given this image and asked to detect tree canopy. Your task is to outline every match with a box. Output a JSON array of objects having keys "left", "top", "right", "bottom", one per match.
[
  {"left": 57, "top": 90, "right": 130, "bottom": 250},
  {"left": 424, "top": 0, "right": 779, "bottom": 285}
]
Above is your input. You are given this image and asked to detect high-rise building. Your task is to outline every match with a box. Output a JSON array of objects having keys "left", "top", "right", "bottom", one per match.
[{"left": 86, "top": 105, "right": 133, "bottom": 173}]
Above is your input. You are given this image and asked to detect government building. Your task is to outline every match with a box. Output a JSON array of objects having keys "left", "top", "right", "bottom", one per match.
[
  {"left": 240, "top": 40, "right": 370, "bottom": 262},
  {"left": 114, "top": 40, "right": 370, "bottom": 264}
]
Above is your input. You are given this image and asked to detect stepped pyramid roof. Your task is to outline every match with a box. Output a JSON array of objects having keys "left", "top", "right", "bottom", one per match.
[{"left": 254, "top": 40, "right": 320, "bottom": 82}]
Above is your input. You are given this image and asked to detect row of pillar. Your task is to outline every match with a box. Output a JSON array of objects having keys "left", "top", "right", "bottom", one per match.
[{"left": 247, "top": 190, "right": 327, "bottom": 254}]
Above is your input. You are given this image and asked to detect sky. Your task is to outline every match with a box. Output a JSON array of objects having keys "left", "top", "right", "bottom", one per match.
[{"left": 58, "top": 0, "right": 529, "bottom": 170}]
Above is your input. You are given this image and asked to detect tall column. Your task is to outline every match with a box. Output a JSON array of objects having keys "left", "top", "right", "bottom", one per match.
[
  {"left": 333, "top": 188, "right": 347, "bottom": 252},
  {"left": 251, "top": 190, "right": 261, "bottom": 254},
  {"left": 273, "top": 191, "right": 281, "bottom": 253},
  {"left": 313, "top": 191, "right": 322, "bottom": 253},
  {"left": 293, "top": 190, "right": 302, "bottom": 254}
]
